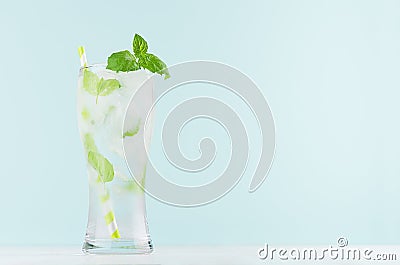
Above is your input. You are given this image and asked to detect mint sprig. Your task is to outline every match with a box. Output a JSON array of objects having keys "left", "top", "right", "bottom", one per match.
[
  {"left": 106, "top": 34, "right": 170, "bottom": 79},
  {"left": 82, "top": 69, "right": 121, "bottom": 103}
]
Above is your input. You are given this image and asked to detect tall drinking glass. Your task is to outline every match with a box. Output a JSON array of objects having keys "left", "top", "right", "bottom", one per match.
[{"left": 77, "top": 64, "right": 153, "bottom": 254}]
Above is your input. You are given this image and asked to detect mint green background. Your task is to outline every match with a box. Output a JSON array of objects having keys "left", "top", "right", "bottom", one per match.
[{"left": 1, "top": 0, "right": 399, "bottom": 246}]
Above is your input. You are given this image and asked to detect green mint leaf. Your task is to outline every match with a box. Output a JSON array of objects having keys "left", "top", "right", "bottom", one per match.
[
  {"left": 88, "top": 151, "right": 114, "bottom": 183},
  {"left": 84, "top": 134, "right": 115, "bottom": 183},
  {"left": 133, "top": 34, "right": 148, "bottom": 56},
  {"left": 82, "top": 69, "right": 99, "bottom": 95},
  {"left": 138, "top": 53, "right": 170, "bottom": 79},
  {"left": 82, "top": 70, "right": 121, "bottom": 103},
  {"left": 106, "top": 50, "right": 139, "bottom": 72},
  {"left": 123, "top": 120, "right": 140, "bottom": 138},
  {"left": 97, "top": 78, "right": 121, "bottom": 96},
  {"left": 83, "top": 133, "right": 98, "bottom": 153}
]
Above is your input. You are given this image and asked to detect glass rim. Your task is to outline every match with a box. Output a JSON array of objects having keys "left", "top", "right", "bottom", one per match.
[
  {"left": 79, "top": 63, "right": 107, "bottom": 71},
  {"left": 79, "top": 64, "right": 150, "bottom": 75}
]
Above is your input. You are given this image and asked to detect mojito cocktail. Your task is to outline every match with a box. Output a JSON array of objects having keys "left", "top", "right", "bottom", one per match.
[
  {"left": 78, "top": 65, "right": 153, "bottom": 254},
  {"left": 77, "top": 34, "right": 169, "bottom": 254}
]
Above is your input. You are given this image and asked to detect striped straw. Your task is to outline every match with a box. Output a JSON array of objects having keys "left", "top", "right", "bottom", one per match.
[
  {"left": 99, "top": 187, "right": 121, "bottom": 239},
  {"left": 78, "top": 45, "right": 120, "bottom": 239},
  {"left": 78, "top": 46, "right": 88, "bottom": 67}
]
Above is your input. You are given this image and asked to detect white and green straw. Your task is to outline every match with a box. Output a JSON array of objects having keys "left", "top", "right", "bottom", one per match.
[
  {"left": 78, "top": 46, "right": 88, "bottom": 68},
  {"left": 98, "top": 188, "right": 121, "bottom": 239},
  {"left": 78, "top": 46, "right": 120, "bottom": 239}
]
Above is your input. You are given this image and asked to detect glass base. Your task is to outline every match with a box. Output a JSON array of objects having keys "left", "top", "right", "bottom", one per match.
[{"left": 82, "top": 239, "right": 153, "bottom": 255}]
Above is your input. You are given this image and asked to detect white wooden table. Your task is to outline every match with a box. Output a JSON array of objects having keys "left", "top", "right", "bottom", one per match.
[{"left": 0, "top": 246, "right": 398, "bottom": 264}]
